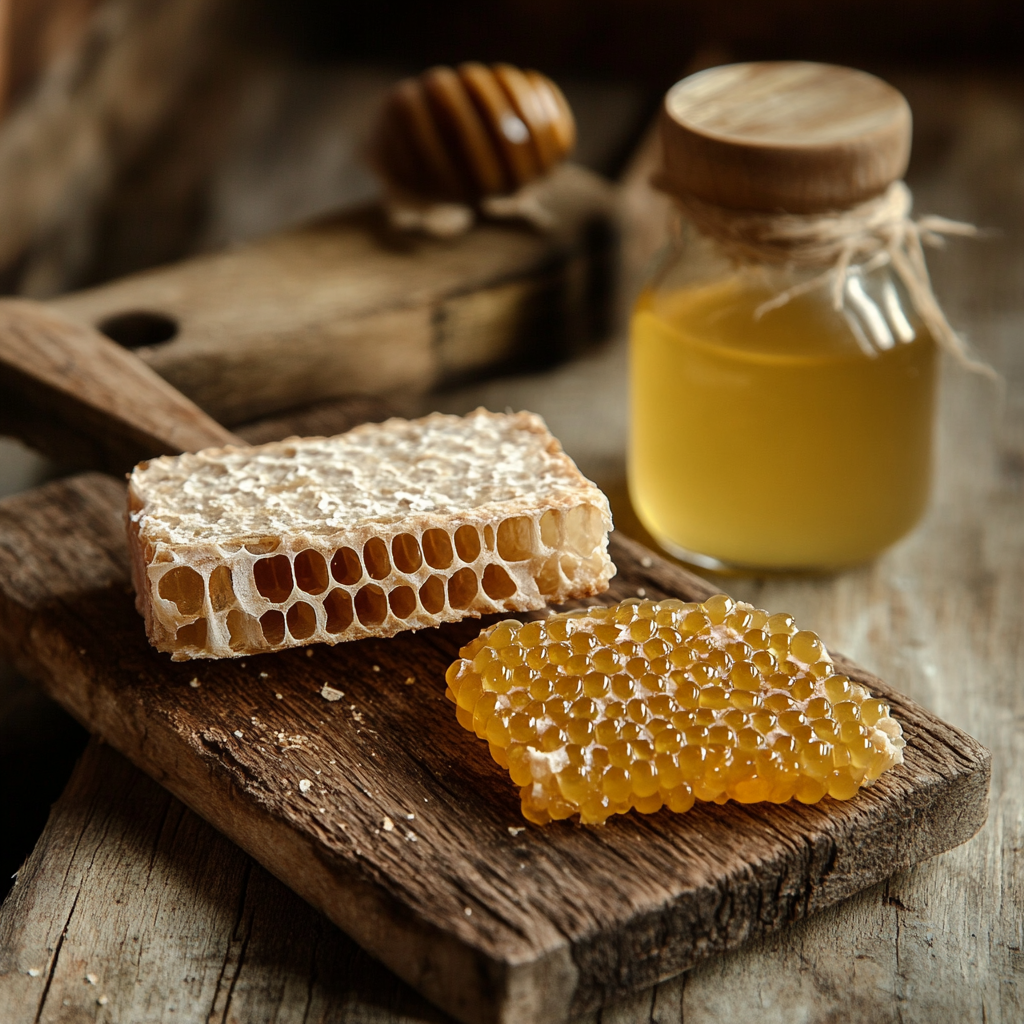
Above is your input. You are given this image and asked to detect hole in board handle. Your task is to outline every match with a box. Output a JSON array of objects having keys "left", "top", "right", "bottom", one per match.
[{"left": 98, "top": 311, "right": 178, "bottom": 349}]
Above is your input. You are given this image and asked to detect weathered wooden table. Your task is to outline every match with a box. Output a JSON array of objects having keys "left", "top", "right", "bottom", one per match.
[{"left": 0, "top": 69, "right": 1021, "bottom": 1022}]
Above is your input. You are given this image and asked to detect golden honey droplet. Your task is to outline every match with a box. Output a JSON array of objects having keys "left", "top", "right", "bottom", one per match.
[{"left": 790, "top": 630, "right": 824, "bottom": 663}]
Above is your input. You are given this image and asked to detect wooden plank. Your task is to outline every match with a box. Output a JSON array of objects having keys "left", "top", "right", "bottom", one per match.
[
  {"left": 0, "top": 736, "right": 446, "bottom": 1024},
  {"left": 0, "top": 298, "right": 240, "bottom": 473},
  {"left": 0, "top": 473, "right": 989, "bottom": 1024},
  {"left": 45, "top": 163, "right": 618, "bottom": 426}
]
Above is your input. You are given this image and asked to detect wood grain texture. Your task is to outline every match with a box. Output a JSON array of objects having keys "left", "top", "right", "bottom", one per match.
[
  {"left": 0, "top": 298, "right": 240, "bottom": 472},
  {"left": 0, "top": 737, "right": 448, "bottom": 1024},
  {"left": 658, "top": 62, "right": 912, "bottom": 213},
  {"left": 0, "top": 473, "right": 988, "bottom": 1024},
  {"left": 45, "top": 162, "right": 618, "bottom": 426}
]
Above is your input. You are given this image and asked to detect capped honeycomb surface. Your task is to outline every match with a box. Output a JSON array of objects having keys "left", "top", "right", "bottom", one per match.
[
  {"left": 444, "top": 595, "right": 905, "bottom": 825},
  {"left": 127, "top": 410, "right": 614, "bottom": 660}
]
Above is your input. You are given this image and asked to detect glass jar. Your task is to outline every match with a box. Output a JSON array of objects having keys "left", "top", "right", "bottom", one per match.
[{"left": 628, "top": 62, "right": 937, "bottom": 571}]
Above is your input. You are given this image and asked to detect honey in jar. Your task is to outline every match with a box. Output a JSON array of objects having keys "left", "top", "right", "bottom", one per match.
[{"left": 629, "top": 63, "right": 938, "bottom": 570}]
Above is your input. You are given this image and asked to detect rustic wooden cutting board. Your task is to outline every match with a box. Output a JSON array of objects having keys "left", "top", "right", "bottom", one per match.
[{"left": 0, "top": 472, "right": 989, "bottom": 1024}]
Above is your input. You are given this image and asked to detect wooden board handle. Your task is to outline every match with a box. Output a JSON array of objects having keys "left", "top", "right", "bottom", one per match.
[{"left": 0, "top": 298, "right": 242, "bottom": 473}]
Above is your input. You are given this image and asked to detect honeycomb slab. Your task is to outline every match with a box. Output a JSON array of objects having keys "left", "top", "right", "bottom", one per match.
[
  {"left": 445, "top": 595, "right": 905, "bottom": 825},
  {"left": 127, "top": 410, "right": 614, "bottom": 660}
]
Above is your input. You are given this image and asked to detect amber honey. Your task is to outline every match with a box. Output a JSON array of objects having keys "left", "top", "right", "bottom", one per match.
[
  {"left": 445, "top": 596, "right": 905, "bottom": 825},
  {"left": 629, "top": 274, "right": 936, "bottom": 569}
]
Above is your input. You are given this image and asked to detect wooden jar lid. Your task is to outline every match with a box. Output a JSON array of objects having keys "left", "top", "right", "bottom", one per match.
[{"left": 658, "top": 62, "right": 912, "bottom": 213}]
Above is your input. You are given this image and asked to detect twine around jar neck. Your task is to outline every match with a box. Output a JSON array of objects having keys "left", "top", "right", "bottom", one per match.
[{"left": 670, "top": 180, "right": 995, "bottom": 378}]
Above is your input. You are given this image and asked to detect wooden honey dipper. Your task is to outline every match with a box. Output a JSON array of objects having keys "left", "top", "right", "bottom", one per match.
[{"left": 371, "top": 63, "right": 576, "bottom": 233}]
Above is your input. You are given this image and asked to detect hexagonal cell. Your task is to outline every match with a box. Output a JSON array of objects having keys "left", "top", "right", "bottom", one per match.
[
  {"left": 260, "top": 610, "right": 286, "bottom": 645},
  {"left": 454, "top": 525, "right": 481, "bottom": 562},
  {"left": 540, "top": 509, "right": 562, "bottom": 547},
  {"left": 389, "top": 586, "right": 417, "bottom": 619},
  {"left": 419, "top": 575, "right": 446, "bottom": 614},
  {"left": 287, "top": 601, "right": 318, "bottom": 640},
  {"left": 448, "top": 567, "right": 479, "bottom": 609},
  {"left": 392, "top": 534, "right": 423, "bottom": 573},
  {"left": 564, "top": 504, "right": 604, "bottom": 556},
  {"left": 497, "top": 516, "right": 536, "bottom": 561},
  {"left": 208, "top": 565, "right": 235, "bottom": 612},
  {"left": 294, "top": 550, "right": 329, "bottom": 594},
  {"left": 159, "top": 566, "right": 205, "bottom": 616},
  {"left": 253, "top": 555, "right": 294, "bottom": 603},
  {"left": 324, "top": 588, "right": 354, "bottom": 633},
  {"left": 537, "top": 553, "right": 562, "bottom": 596},
  {"left": 331, "top": 547, "right": 362, "bottom": 586},
  {"left": 422, "top": 529, "right": 454, "bottom": 569},
  {"left": 244, "top": 537, "right": 280, "bottom": 554},
  {"left": 176, "top": 617, "right": 207, "bottom": 647},
  {"left": 482, "top": 563, "right": 517, "bottom": 600},
  {"left": 355, "top": 584, "right": 388, "bottom": 625},
  {"left": 363, "top": 537, "right": 391, "bottom": 580},
  {"left": 227, "top": 609, "right": 259, "bottom": 651}
]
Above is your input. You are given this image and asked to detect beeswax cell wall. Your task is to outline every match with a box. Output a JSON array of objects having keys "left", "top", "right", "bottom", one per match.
[{"left": 148, "top": 504, "right": 611, "bottom": 660}]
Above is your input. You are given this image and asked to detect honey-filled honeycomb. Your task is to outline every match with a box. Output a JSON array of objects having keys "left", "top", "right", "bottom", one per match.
[
  {"left": 128, "top": 411, "right": 614, "bottom": 660},
  {"left": 445, "top": 596, "right": 905, "bottom": 824}
]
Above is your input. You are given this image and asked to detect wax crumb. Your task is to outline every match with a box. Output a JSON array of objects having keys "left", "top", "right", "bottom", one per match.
[
  {"left": 299, "top": 779, "right": 312, "bottom": 793},
  {"left": 636, "top": 587, "right": 646, "bottom": 597},
  {"left": 640, "top": 555, "right": 653, "bottom": 568},
  {"left": 98, "top": 995, "right": 109, "bottom": 1006},
  {"left": 508, "top": 827, "right": 525, "bottom": 836},
  {"left": 321, "top": 684, "right": 344, "bottom": 702},
  {"left": 86, "top": 973, "right": 98, "bottom": 985},
  {"left": 406, "top": 813, "right": 415, "bottom": 820},
  {"left": 275, "top": 693, "right": 283, "bottom": 700},
  {"left": 404, "top": 676, "right": 416, "bottom": 685},
  {"left": 189, "top": 678, "right": 200, "bottom": 688},
  {"left": 372, "top": 664, "right": 381, "bottom": 673},
  {"left": 383, "top": 816, "right": 395, "bottom": 831},
  {"left": 233, "top": 730, "right": 243, "bottom": 739},
  {"left": 27, "top": 968, "right": 41, "bottom": 977},
  {"left": 464, "top": 907, "right": 472, "bottom": 916},
  {"left": 260, "top": 672, "right": 269, "bottom": 679}
]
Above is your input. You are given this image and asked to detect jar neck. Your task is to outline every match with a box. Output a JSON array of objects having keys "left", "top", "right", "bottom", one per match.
[{"left": 647, "top": 212, "right": 929, "bottom": 359}]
